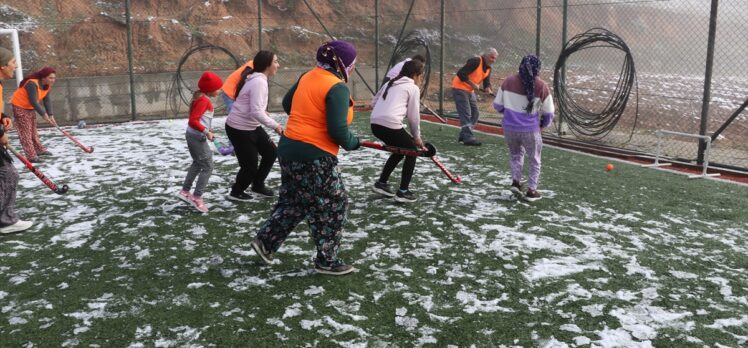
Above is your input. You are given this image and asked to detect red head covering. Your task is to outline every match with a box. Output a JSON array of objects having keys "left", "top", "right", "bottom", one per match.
[
  {"left": 20, "top": 67, "right": 56, "bottom": 88},
  {"left": 198, "top": 71, "right": 223, "bottom": 93}
]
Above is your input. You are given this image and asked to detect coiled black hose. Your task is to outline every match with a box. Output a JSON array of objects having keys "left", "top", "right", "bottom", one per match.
[
  {"left": 386, "top": 32, "right": 431, "bottom": 100},
  {"left": 167, "top": 44, "right": 240, "bottom": 117},
  {"left": 553, "top": 28, "right": 639, "bottom": 141}
]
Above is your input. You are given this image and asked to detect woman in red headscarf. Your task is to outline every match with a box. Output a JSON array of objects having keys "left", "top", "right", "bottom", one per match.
[{"left": 10, "top": 67, "right": 57, "bottom": 162}]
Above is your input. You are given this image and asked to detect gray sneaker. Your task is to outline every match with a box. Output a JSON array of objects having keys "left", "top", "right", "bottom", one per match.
[
  {"left": 0, "top": 220, "right": 33, "bottom": 234},
  {"left": 314, "top": 259, "right": 355, "bottom": 275},
  {"left": 395, "top": 189, "right": 417, "bottom": 203},
  {"left": 251, "top": 237, "right": 273, "bottom": 265},
  {"left": 372, "top": 181, "right": 395, "bottom": 197}
]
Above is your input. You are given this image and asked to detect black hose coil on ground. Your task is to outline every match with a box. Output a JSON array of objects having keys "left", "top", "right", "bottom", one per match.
[{"left": 553, "top": 28, "right": 639, "bottom": 141}]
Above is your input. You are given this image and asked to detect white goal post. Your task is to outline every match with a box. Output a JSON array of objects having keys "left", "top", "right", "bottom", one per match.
[
  {"left": 0, "top": 28, "right": 24, "bottom": 86},
  {"left": 642, "top": 130, "right": 720, "bottom": 179}
]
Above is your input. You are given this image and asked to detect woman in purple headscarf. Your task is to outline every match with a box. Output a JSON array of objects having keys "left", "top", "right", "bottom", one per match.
[
  {"left": 492, "top": 55, "right": 555, "bottom": 202},
  {"left": 251, "top": 40, "right": 362, "bottom": 276}
]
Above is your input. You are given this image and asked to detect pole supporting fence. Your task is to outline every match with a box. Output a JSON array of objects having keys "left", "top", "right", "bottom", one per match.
[{"left": 642, "top": 130, "right": 720, "bottom": 179}]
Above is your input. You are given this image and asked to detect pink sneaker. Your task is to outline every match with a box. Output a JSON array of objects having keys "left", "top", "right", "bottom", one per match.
[
  {"left": 177, "top": 190, "right": 193, "bottom": 204},
  {"left": 191, "top": 196, "right": 209, "bottom": 213}
]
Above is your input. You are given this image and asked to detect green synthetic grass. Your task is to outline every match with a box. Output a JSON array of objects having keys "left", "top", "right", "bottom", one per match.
[{"left": 0, "top": 112, "right": 746, "bottom": 347}]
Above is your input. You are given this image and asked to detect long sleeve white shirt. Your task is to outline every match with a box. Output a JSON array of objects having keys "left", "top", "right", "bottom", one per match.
[
  {"left": 370, "top": 77, "right": 422, "bottom": 138},
  {"left": 226, "top": 72, "right": 279, "bottom": 131}
]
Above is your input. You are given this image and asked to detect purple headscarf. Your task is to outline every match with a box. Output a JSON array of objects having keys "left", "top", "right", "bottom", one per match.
[
  {"left": 316, "top": 40, "right": 357, "bottom": 82},
  {"left": 519, "top": 55, "right": 541, "bottom": 112}
]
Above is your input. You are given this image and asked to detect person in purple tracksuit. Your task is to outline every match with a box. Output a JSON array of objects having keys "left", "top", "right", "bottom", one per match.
[{"left": 492, "top": 55, "right": 555, "bottom": 201}]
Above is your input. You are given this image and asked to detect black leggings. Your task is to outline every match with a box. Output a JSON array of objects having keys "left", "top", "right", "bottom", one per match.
[
  {"left": 371, "top": 124, "right": 417, "bottom": 191},
  {"left": 226, "top": 124, "right": 277, "bottom": 195}
]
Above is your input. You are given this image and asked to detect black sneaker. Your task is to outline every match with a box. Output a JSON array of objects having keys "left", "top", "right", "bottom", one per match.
[
  {"left": 525, "top": 188, "right": 542, "bottom": 202},
  {"left": 227, "top": 192, "right": 252, "bottom": 201},
  {"left": 314, "top": 259, "right": 355, "bottom": 275},
  {"left": 510, "top": 180, "right": 522, "bottom": 194},
  {"left": 395, "top": 189, "right": 417, "bottom": 203},
  {"left": 372, "top": 181, "right": 395, "bottom": 197},
  {"left": 461, "top": 139, "right": 482, "bottom": 146},
  {"left": 251, "top": 186, "right": 274, "bottom": 198},
  {"left": 251, "top": 237, "right": 273, "bottom": 265}
]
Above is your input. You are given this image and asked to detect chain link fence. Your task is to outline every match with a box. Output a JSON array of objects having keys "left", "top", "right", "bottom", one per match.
[{"left": 1, "top": 0, "right": 745, "bottom": 170}]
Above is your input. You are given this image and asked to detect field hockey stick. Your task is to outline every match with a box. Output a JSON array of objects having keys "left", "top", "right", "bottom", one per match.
[
  {"left": 430, "top": 156, "right": 462, "bottom": 184},
  {"left": 421, "top": 102, "right": 448, "bottom": 124},
  {"left": 360, "top": 141, "right": 436, "bottom": 157},
  {"left": 54, "top": 123, "right": 94, "bottom": 153},
  {"left": 6, "top": 144, "right": 69, "bottom": 194},
  {"left": 212, "top": 139, "right": 234, "bottom": 156}
]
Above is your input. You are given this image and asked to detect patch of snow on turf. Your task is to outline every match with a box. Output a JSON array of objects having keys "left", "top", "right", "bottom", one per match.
[
  {"left": 304, "top": 286, "right": 325, "bottom": 296},
  {"left": 456, "top": 291, "right": 512, "bottom": 314},
  {"left": 282, "top": 303, "right": 302, "bottom": 319},
  {"left": 523, "top": 256, "right": 602, "bottom": 281}
]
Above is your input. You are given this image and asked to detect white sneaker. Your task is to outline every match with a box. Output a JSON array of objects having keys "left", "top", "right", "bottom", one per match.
[{"left": 0, "top": 220, "right": 33, "bottom": 234}]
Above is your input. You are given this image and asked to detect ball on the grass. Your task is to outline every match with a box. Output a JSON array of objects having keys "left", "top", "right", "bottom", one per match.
[{"left": 606, "top": 163, "right": 614, "bottom": 172}]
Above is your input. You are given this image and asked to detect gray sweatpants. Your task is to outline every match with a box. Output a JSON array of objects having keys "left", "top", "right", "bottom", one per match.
[
  {"left": 504, "top": 130, "right": 543, "bottom": 190},
  {"left": 0, "top": 158, "right": 19, "bottom": 227},
  {"left": 182, "top": 131, "right": 214, "bottom": 197}
]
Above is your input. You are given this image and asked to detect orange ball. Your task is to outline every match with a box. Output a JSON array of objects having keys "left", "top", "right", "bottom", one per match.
[{"left": 606, "top": 163, "right": 614, "bottom": 172}]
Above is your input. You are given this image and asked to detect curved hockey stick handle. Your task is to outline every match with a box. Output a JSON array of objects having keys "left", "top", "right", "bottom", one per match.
[{"left": 423, "top": 143, "right": 437, "bottom": 157}]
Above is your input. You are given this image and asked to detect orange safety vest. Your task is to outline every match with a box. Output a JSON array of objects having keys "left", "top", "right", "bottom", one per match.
[
  {"left": 284, "top": 67, "right": 354, "bottom": 156},
  {"left": 221, "top": 60, "right": 254, "bottom": 100},
  {"left": 451, "top": 57, "right": 491, "bottom": 92},
  {"left": 11, "top": 79, "right": 50, "bottom": 110}
]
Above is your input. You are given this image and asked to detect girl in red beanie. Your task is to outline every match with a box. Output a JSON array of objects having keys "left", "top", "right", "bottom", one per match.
[{"left": 177, "top": 71, "right": 223, "bottom": 213}]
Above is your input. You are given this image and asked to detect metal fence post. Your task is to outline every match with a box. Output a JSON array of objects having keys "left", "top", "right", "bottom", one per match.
[
  {"left": 258, "top": 0, "right": 263, "bottom": 50},
  {"left": 439, "top": 0, "right": 445, "bottom": 115},
  {"left": 125, "top": 0, "right": 136, "bottom": 121},
  {"left": 558, "top": 0, "right": 568, "bottom": 136},
  {"left": 698, "top": 0, "right": 719, "bottom": 165},
  {"left": 536, "top": 0, "right": 541, "bottom": 57},
  {"left": 375, "top": 0, "right": 379, "bottom": 91}
]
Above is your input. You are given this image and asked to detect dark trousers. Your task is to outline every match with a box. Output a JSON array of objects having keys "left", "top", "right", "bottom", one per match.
[
  {"left": 371, "top": 124, "right": 417, "bottom": 191},
  {"left": 225, "top": 124, "right": 277, "bottom": 195}
]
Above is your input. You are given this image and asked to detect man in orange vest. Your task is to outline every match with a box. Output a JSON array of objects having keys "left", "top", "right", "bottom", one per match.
[{"left": 451, "top": 48, "right": 498, "bottom": 146}]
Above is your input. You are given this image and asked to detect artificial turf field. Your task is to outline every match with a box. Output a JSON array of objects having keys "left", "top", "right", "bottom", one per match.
[{"left": 1, "top": 112, "right": 747, "bottom": 347}]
